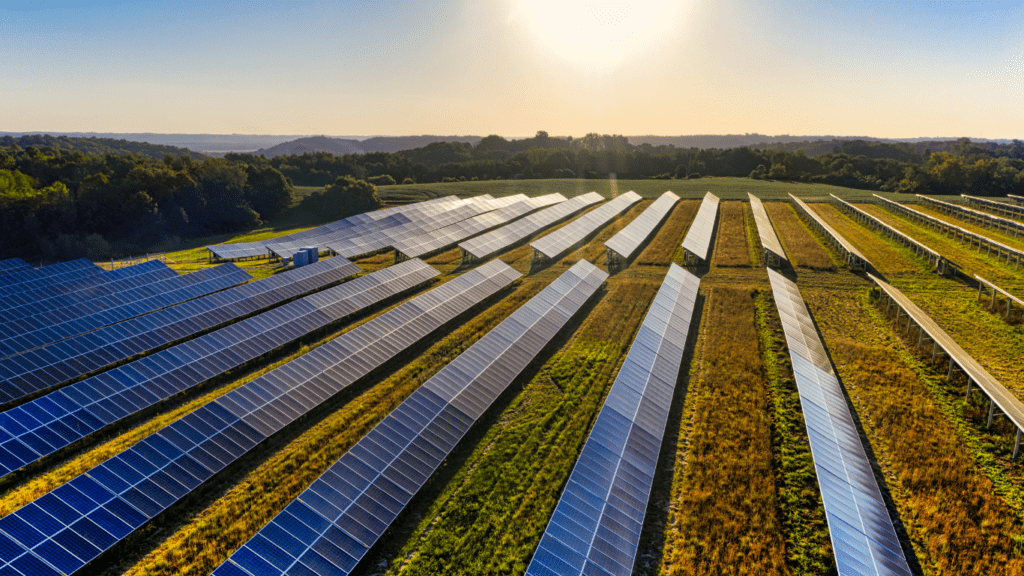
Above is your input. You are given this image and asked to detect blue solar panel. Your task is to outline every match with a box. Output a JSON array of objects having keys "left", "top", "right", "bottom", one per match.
[
  {"left": 0, "top": 260, "right": 442, "bottom": 480},
  {"left": 0, "top": 264, "right": 251, "bottom": 358},
  {"left": 525, "top": 264, "right": 699, "bottom": 576},
  {"left": 212, "top": 260, "right": 607, "bottom": 576},
  {"left": 0, "top": 259, "right": 102, "bottom": 294},
  {"left": 0, "top": 257, "right": 360, "bottom": 405},
  {"left": 0, "top": 261, "right": 521, "bottom": 576},
  {"left": 767, "top": 268, "right": 913, "bottom": 576},
  {"left": 0, "top": 258, "right": 32, "bottom": 277}
]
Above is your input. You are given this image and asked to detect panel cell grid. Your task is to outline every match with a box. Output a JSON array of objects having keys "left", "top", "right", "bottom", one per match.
[
  {"left": 0, "top": 261, "right": 521, "bottom": 576},
  {"left": 0, "top": 258, "right": 31, "bottom": 277},
  {"left": 212, "top": 260, "right": 607, "bottom": 576},
  {"left": 0, "top": 259, "right": 102, "bottom": 295},
  {"left": 680, "top": 192, "right": 720, "bottom": 263},
  {"left": 767, "top": 268, "right": 912, "bottom": 576},
  {"left": 0, "top": 260, "right": 441, "bottom": 479},
  {"left": 531, "top": 192, "right": 642, "bottom": 260},
  {"left": 525, "top": 264, "right": 699, "bottom": 576},
  {"left": 604, "top": 192, "right": 679, "bottom": 262},
  {"left": 0, "top": 257, "right": 361, "bottom": 405}
]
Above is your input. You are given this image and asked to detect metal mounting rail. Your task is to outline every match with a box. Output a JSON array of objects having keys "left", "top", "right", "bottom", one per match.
[
  {"left": 916, "top": 194, "right": 1024, "bottom": 238},
  {"left": 788, "top": 194, "right": 870, "bottom": 270},
  {"left": 975, "top": 275, "right": 1024, "bottom": 321},
  {"left": 873, "top": 194, "right": 1023, "bottom": 270},
  {"left": 829, "top": 194, "right": 959, "bottom": 277},
  {"left": 867, "top": 273, "right": 1024, "bottom": 458}
]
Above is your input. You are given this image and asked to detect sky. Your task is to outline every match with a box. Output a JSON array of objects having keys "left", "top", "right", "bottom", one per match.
[{"left": 1, "top": 0, "right": 1022, "bottom": 139}]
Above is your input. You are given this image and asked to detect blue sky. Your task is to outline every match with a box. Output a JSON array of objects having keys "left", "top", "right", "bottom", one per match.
[{"left": 2, "top": 0, "right": 1022, "bottom": 138}]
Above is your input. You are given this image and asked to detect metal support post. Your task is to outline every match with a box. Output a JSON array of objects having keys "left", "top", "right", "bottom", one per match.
[
  {"left": 988, "top": 399, "right": 997, "bottom": 427},
  {"left": 1015, "top": 430, "right": 1022, "bottom": 460}
]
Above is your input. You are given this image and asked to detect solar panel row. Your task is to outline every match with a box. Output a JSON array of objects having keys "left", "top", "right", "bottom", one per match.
[
  {"left": 207, "top": 196, "right": 461, "bottom": 260},
  {"left": 323, "top": 195, "right": 510, "bottom": 260},
  {"left": 0, "top": 261, "right": 519, "bottom": 576},
  {"left": 604, "top": 191, "right": 679, "bottom": 264},
  {"left": 212, "top": 260, "right": 607, "bottom": 576},
  {"left": 748, "top": 193, "right": 788, "bottom": 266},
  {"left": 394, "top": 194, "right": 567, "bottom": 260},
  {"left": 828, "top": 194, "right": 957, "bottom": 277},
  {"left": 961, "top": 194, "right": 1024, "bottom": 221},
  {"left": 0, "top": 259, "right": 102, "bottom": 294},
  {"left": 0, "top": 262, "right": 187, "bottom": 332},
  {"left": 531, "top": 192, "right": 642, "bottom": 260},
  {"left": 459, "top": 193, "right": 605, "bottom": 261},
  {"left": 917, "top": 194, "right": 1024, "bottom": 238},
  {"left": 680, "top": 192, "right": 720, "bottom": 265},
  {"left": 767, "top": 268, "right": 913, "bottom": 576},
  {"left": 0, "top": 260, "right": 176, "bottom": 315},
  {"left": 0, "top": 257, "right": 360, "bottom": 406},
  {"left": 0, "top": 260, "right": 438, "bottom": 479},
  {"left": 0, "top": 258, "right": 32, "bottom": 277},
  {"left": 873, "top": 194, "right": 1024, "bottom": 269},
  {"left": 526, "top": 264, "right": 700, "bottom": 576},
  {"left": 0, "top": 265, "right": 253, "bottom": 359},
  {"left": 789, "top": 194, "right": 870, "bottom": 271}
]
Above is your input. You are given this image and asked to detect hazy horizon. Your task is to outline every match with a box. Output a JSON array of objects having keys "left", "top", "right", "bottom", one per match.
[{"left": 3, "top": 1, "right": 1023, "bottom": 139}]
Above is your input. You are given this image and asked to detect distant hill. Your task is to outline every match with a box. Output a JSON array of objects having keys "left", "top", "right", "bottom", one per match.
[
  {"left": 628, "top": 134, "right": 1015, "bottom": 149},
  {"left": 0, "top": 134, "right": 208, "bottom": 160},
  {"left": 253, "top": 135, "right": 483, "bottom": 157}
]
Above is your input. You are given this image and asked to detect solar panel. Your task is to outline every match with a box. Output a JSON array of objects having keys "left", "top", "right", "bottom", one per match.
[
  {"left": 766, "top": 268, "right": 913, "bottom": 576},
  {"left": 0, "top": 261, "right": 178, "bottom": 317},
  {"left": 0, "top": 264, "right": 253, "bottom": 359},
  {"left": 748, "top": 194, "right": 788, "bottom": 267},
  {"left": 962, "top": 194, "right": 1024, "bottom": 221},
  {"left": 207, "top": 196, "right": 461, "bottom": 260},
  {"left": 604, "top": 192, "right": 679, "bottom": 266},
  {"left": 0, "top": 258, "right": 32, "bottom": 277},
  {"left": 394, "top": 194, "right": 567, "bottom": 260},
  {"left": 531, "top": 192, "right": 642, "bottom": 261},
  {"left": 789, "top": 194, "right": 870, "bottom": 271},
  {"left": 0, "top": 259, "right": 103, "bottom": 294},
  {"left": 917, "top": 194, "right": 1024, "bottom": 237},
  {"left": 526, "top": 264, "right": 700, "bottom": 576},
  {"left": 829, "top": 195, "right": 958, "bottom": 276},
  {"left": 873, "top": 194, "right": 1024, "bottom": 270},
  {"left": 210, "top": 260, "right": 607, "bottom": 576},
  {"left": 680, "top": 192, "right": 720, "bottom": 265},
  {"left": 0, "top": 258, "right": 360, "bottom": 406},
  {"left": 0, "top": 260, "right": 439, "bottom": 480},
  {"left": 0, "top": 261, "right": 521, "bottom": 576}
]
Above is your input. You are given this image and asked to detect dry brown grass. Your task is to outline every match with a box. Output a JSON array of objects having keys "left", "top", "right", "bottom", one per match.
[
  {"left": 764, "top": 202, "right": 835, "bottom": 269},
  {"left": 712, "top": 201, "right": 752, "bottom": 267},
  {"left": 659, "top": 286, "right": 789, "bottom": 576}
]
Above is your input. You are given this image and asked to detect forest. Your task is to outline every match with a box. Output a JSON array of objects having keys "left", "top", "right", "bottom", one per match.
[{"left": 2, "top": 132, "right": 1023, "bottom": 261}]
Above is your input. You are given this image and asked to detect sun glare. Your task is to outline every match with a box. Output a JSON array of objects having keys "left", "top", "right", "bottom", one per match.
[{"left": 513, "top": 0, "right": 686, "bottom": 71}]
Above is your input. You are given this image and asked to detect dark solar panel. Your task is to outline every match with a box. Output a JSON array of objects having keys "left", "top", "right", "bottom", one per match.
[
  {"left": 604, "top": 192, "right": 679, "bottom": 263},
  {"left": 460, "top": 193, "right": 605, "bottom": 260},
  {"left": 0, "top": 260, "right": 438, "bottom": 479},
  {"left": 0, "top": 259, "right": 102, "bottom": 294},
  {"left": 0, "top": 264, "right": 252, "bottom": 358},
  {"left": 0, "top": 258, "right": 33, "bottom": 277},
  {"left": 767, "top": 269, "right": 913, "bottom": 576},
  {"left": 0, "top": 261, "right": 520, "bottom": 576},
  {"left": 0, "top": 257, "right": 359, "bottom": 406},
  {"left": 211, "top": 260, "right": 607, "bottom": 576},
  {"left": 531, "top": 192, "right": 642, "bottom": 260},
  {"left": 525, "top": 264, "right": 699, "bottom": 576}
]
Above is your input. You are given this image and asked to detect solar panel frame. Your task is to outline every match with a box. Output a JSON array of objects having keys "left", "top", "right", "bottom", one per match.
[
  {"left": 789, "top": 194, "right": 871, "bottom": 271},
  {"left": 531, "top": 192, "right": 642, "bottom": 260},
  {"left": 211, "top": 260, "right": 607, "bottom": 576},
  {"left": 0, "top": 258, "right": 360, "bottom": 405},
  {"left": 459, "top": 193, "right": 605, "bottom": 261},
  {"left": 0, "top": 260, "right": 440, "bottom": 479},
  {"left": 604, "top": 192, "right": 680, "bottom": 264},
  {"left": 679, "top": 192, "right": 720, "bottom": 265},
  {"left": 961, "top": 194, "right": 1024, "bottom": 221},
  {"left": 767, "top": 268, "right": 913, "bottom": 576},
  {"left": 525, "top": 264, "right": 699, "bottom": 576},
  {"left": 0, "top": 261, "right": 522, "bottom": 576}
]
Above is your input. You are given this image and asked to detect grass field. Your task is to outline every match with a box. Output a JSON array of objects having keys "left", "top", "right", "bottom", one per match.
[{"left": 4, "top": 181, "right": 1022, "bottom": 576}]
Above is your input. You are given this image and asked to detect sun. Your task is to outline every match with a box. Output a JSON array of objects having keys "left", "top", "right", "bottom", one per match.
[{"left": 513, "top": 0, "right": 687, "bottom": 71}]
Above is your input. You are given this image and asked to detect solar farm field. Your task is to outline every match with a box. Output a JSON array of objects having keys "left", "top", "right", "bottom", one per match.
[{"left": 3, "top": 186, "right": 1024, "bottom": 576}]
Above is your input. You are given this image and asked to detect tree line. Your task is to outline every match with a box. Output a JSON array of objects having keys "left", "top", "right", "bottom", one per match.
[{"left": 3, "top": 132, "right": 1023, "bottom": 261}]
